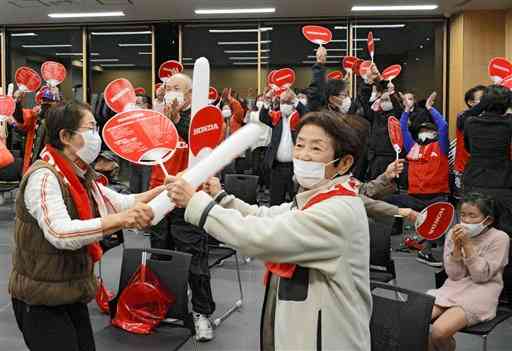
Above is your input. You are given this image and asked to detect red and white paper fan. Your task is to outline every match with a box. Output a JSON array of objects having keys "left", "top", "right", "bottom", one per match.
[
  {"left": 302, "top": 25, "right": 332, "bottom": 46},
  {"left": 415, "top": 202, "right": 455, "bottom": 241},
  {"left": 208, "top": 87, "right": 219, "bottom": 103},
  {"left": 104, "top": 78, "right": 137, "bottom": 113},
  {"left": 501, "top": 74, "right": 512, "bottom": 90},
  {"left": 359, "top": 60, "right": 373, "bottom": 80},
  {"left": 382, "top": 65, "right": 402, "bottom": 82},
  {"left": 289, "top": 111, "right": 301, "bottom": 131},
  {"left": 342, "top": 56, "right": 359, "bottom": 74},
  {"left": 15, "top": 67, "right": 42, "bottom": 93},
  {"left": 188, "top": 105, "right": 224, "bottom": 167},
  {"left": 488, "top": 57, "right": 512, "bottom": 84},
  {"left": 41, "top": 61, "right": 67, "bottom": 87},
  {"left": 0, "top": 96, "right": 15, "bottom": 118},
  {"left": 353, "top": 59, "right": 364, "bottom": 77},
  {"left": 271, "top": 68, "right": 296, "bottom": 90},
  {"left": 158, "top": 60, "right": 183, "bottom": 82},
  {"left": 367, "top": 31, "right": 375, "bottom": 62},
  {"left": 102, "top": 109, "right": 179, "bottom": 168},
  {"left": 328, "top": 71, "right": 344, "bottom": 80},
  {"left": 387, "top": 116, "right": 403, "bottom": 161}
]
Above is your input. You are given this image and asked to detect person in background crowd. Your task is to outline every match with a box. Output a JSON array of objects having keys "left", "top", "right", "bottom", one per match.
[
  {"left": 9, "top": 101, "right": 159, "bottom": 351},
  {"left": 220, "top": 88, "right": 245, "bottom": 135},
  {"left": 386, "top": 92, "right": 449, "bottom": 267},
  {"left": 129, "top": 94, "right": 153, "bottom": 194},
  {"left": 168, "top": 111, "right": 372, "bottom": 351},
  {"left": 150, "top": 73, "right": 217, "bottom": 342},
  {"left": 453, "top": 85, "right": 486, "bottom": 195},
  {"left": 244, "top": 94, "right": 272, "bottom": 192},
  {"left": 427, "top": 193, "right": 510, "bottom": 351},
  {"left": 13, "top": 87, "right": 61, "bottom": 174},
  {"left": 260, "top": 88, "right": 307, "bottom": 205},
  {"left": 463, "top": 85, "right": 512, "bottom": 237},
  {"left": 366, "top": 81, "right": 404, "bottom": 181}
]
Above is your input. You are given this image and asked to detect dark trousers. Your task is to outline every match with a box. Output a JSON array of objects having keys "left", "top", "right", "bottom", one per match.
[
  {"left": 270, "top": 162, "right": 295, "bottom": 206},
  {"left": 12, "top": 298, "right": 95, "bottom": 351},
  {"left": 253, "top": 147, "right": 270, "bottom": 189},
  {"left": 129, "top": 164, "right": 151, "bottom": 194},
  {"left": 385, "top": 193, "right": 448, "bottom": 253},
  {"left": 150, "top": 213, "right": 215, "bottom": 315}
]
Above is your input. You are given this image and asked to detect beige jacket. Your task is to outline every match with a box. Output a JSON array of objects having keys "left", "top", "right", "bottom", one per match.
[{"left": 185, "top": 176, "right": 372, "bottom": 351}]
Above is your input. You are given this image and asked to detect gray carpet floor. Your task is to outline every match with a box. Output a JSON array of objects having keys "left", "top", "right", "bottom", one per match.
[{"left": 0, "top": 194, "right": 510, "bottom": 351}]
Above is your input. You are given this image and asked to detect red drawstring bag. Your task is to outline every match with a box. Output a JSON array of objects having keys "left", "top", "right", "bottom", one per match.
[
  {"left": 96, "top": 277, "right": 114, "bottom": 314},
  {"left": 0, "top": 142, "right": 14, "bottom": 169},
  {"left": 112, "top": 252, "right": 175, "bottom": 335}
]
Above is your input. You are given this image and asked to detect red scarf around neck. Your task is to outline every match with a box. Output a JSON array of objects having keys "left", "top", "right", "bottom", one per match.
[
  {"left": 42, "top": 145, "right": 103, "bottom": 262},
  {"left": 264, "top": 182, "right": 358, "bottom": 285}
]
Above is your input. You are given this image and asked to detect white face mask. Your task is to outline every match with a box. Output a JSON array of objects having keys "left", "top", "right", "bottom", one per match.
[
  {"left": 164, "top": 91, "right": 185, "bottom": 105},
  {"left": 337, "top": 97, "right": 352, "bottom": 114},
  {"left": 418, "top": 131, "right": 437, "bottom": 142},
  {"left": 222, "top": 109, "right": 232, "bottom": 118},
  {"left": 461, "top": 217, "right": 489, "bottom": 238},
  {"left": 298, "top": 97, "right": 308, "bottom": 106},
  {"left": 280, "top": 104, "right": 294, "bottom": 117},
  {"left": 381, "top": 100, "right": 394, "bottom": 112},
  {"left": 293, "top": 158, "right": 339, "bottom": 189},
  {"left": 75, "top": 129, "right": 102, "bottom": 164},
  {"left": 256, "top": 101, "right": 264, "bottom": 110}
]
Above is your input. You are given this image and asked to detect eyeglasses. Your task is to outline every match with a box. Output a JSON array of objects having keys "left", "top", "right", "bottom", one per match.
[{"left": 77, "top": 124, "right": 99, "bottom": 133}]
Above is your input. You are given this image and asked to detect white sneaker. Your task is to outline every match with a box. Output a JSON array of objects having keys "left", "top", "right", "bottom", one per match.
[{"left": 193, "top": 312, "right": 214, "bottom": 342}]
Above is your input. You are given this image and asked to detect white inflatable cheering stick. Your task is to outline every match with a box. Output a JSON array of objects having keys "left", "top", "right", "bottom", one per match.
[{"left": 149, "top": 123, "right": 266, "bottom": 225}]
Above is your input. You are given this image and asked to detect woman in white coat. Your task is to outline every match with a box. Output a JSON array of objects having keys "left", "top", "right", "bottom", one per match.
[{"left": 168, "top": 110, "right": 372, "bottom": 351}]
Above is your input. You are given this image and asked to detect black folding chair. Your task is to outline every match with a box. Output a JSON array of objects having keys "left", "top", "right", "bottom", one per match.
[
  {"left": 434, "top": 264, "right": 512, "bottom": 351},
  {"left": 95, "top": 248, "right": 196, "bottom": 351},
  {"left": 370, "top": 281, "right": 435, "bottom": 351},
  {"left": 224, "top": 174, "right": 259, "bottom": 205},
  {"left": 369, "top": 218, "right": 397, "bottom": 284}
]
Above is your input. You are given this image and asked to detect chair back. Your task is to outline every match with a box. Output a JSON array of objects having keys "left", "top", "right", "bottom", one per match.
[
  {"left": 369, "top": 218, "right": 395, "bottom": 275},
  {"left": 224, "top": 174, "right": 259, "bottom": 204},
  {"left": 370, "top": 281, "right": 434, "bottom": 351},
  {"left": 109, "top": 248, "right": 192, "bottom": 322}
]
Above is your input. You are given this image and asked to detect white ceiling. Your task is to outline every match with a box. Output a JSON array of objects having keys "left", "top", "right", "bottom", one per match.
[{"left": 0, "top": 0, "right": 511, "bottom": 25}]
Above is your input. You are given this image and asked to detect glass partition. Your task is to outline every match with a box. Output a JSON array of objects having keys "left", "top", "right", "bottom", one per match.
[
  {"left": 182, "top": 24, "right": 260, "bottom": 104},
  {"left": 7, "top": 28, "right": 83, "bottom": 106},
  {"left": 87, "top": 26, "right": 152, "bottom": 112},
  {"left": 350, "top": 19, "right": 445, "bottom": 111},
  {"left": 260, "top": 21, "right": 349, "bottom": 95}
]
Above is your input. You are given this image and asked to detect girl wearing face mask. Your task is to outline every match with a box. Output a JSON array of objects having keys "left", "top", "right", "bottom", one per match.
[
  {"left": 168, "top": 111, "right": 372, "bottom": 351},
  {"left": 9, "top": 102, "right": 167, "bottom": 351},
  {"left": 427, "top": 193, "right": 510, "bottom": 351}
]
